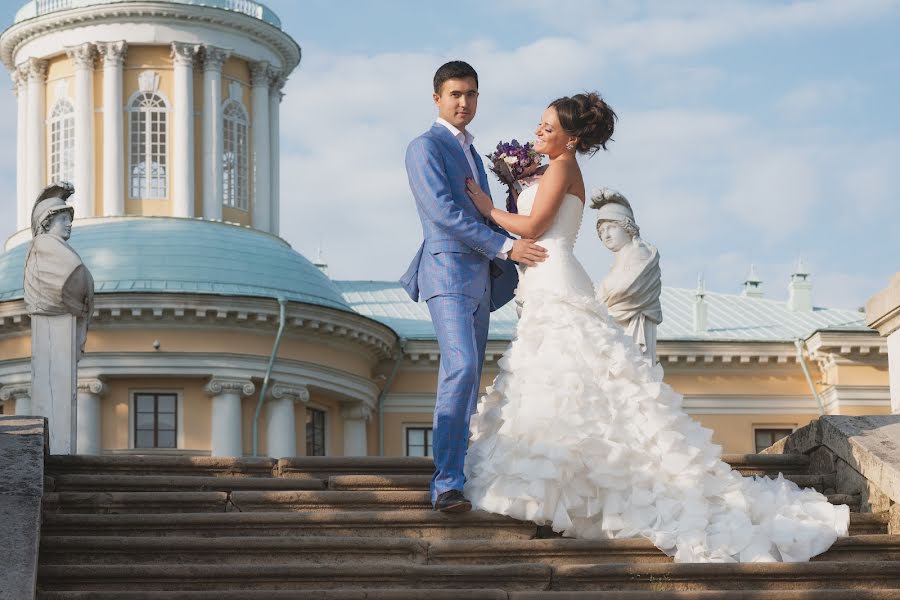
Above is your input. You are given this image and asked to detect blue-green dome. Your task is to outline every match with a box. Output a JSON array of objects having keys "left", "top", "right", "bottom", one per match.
[{"left": 0, "top": 217, "right": 352, "bottom": 312}]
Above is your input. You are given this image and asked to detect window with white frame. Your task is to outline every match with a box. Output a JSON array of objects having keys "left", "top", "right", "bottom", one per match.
[
  {"left": 223, "top": 100, "right": 249, "bottom": 210},
  {"left": 49, "top": 98, "right": 75, "bottom": 185},
  {"left": 134, "top": 392, "right": 178, "bottom": 449},
  {"left": 129, "top": 92, "right": 168, "bottom": 199},
  {"left": 406, "top": 427, "right": 433, "bottom": 457}
]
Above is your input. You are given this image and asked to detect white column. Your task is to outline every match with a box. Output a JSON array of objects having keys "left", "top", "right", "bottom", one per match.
[
  {"left": 340, "top": 404, "right": 372, "bottom": 456},
  {"left": 268, "top": 73, "right": 283, "bottom": 235},
  {"left": 76, "top": 378, "right": 105, "bottom": 455},
  {"left": 201, "top": 46, "right": 230, "bottom": 221},
  {"left": 0, "top": 384, "right": 32, "bottom": 416},
  {"left": 171, "top": 43, "right": 198, "bottom": 218},
  {"left": 205, "top": 378, "right": 254, "bottom": 457},
  {"left": 24, "top": 58, "right": 47, "bottom": 205},
  {"left": 249, "top": 61, "right": 271, "bottom": 232},
  {"left": 97, "top": 41, "right": 126, "bottom": 217},
  {"left": 266, "top": 383, "right": 308, "bottom": 458},
  {"left": 66, "top": 43, "right": 96, "bottom": 219},
  {"left": 14, "top": 67, "right": 29, "bottom": 231}
]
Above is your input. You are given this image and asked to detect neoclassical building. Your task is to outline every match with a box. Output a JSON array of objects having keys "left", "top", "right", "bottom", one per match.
[{"left": 0, "top": 0, "right": 891, "bottom": 458}]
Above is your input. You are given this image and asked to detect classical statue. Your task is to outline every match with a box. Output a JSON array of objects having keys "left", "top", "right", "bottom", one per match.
[
  {"left": 592, "top": 188, "right": 662, "bottom": 364},
  {"left": 24, "top": 182, "right": 94, "bottom": 359}
]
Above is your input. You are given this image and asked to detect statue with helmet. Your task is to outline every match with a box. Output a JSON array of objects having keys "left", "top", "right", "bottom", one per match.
[
  {"left": 24, "top": 182, "right": 94, "bottom": 454},
  {"left": 24, "top": 181, "right": 94, "bottom": 359},
  {"left": 592, "top": 188, "right": 662, "bottom": 365}
]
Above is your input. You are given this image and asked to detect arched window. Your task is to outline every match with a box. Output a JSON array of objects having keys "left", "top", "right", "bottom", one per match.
[
  {"left": 49, "top": 98, "right": 75, "bottom": 184},
  {"left": 223, "top": 99, "right": 249, "bottom": 211},
  {"left": 129, "top": 92, "right": 168, "bottom": 199}
]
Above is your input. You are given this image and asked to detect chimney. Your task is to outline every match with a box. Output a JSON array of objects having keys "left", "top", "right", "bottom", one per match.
[
  {"left": 742, "top": 264, "right": 764, "bottom": 298},
  {"left": 692, "top": 276, "right": 708, "bottom": 334},
  {"left": 787, "top": 258, "right": 813, "bottom": 312}
]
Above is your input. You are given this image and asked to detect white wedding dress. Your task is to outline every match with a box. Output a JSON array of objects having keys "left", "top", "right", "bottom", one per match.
[{"left": 463, "top": 184, "right": 849, "bottom": 563}]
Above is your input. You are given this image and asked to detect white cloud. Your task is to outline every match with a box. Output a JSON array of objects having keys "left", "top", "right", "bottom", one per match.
[{"left": 777, "top": 79, "right": 868, "bottom": 119}]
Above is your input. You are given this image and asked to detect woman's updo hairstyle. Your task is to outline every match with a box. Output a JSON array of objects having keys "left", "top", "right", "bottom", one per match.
[{"left": 549, "top": 92, "right": 617, "bottom": 155}]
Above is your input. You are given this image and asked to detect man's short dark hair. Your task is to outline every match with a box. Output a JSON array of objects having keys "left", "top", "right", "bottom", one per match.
[{"left": 433, "top": 61, "right": 478, "bottom": 94}]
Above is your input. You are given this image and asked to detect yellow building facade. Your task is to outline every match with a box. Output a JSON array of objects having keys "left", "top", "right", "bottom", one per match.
[{"left": 0, "top": 0, "right": 890, "bottom": 459}]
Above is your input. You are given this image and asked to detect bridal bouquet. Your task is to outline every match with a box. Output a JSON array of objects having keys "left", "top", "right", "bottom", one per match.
[{"left": 485, "top": 140, "right": 543, "bottom": 214}]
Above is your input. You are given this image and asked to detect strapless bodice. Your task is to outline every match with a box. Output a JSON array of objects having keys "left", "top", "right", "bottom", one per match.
[
  {"left": 514, "top": 184, "right": 595, "bottom": 299},
  {"left": 516, "top": 184, "right": 584, "bottom": 251}
]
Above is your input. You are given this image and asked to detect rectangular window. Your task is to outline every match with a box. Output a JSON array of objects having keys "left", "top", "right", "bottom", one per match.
[
  {"left": 754, "top": 428, "right": 793, "bottom": 453},
  {"left": 406, "top": 427, "right": 433, "bottom": 457},
  {"left": 306, "top": 408, "right": 326, "bottom": 456},
  {"left": 134, "top": 392, "right": 178, "bottom": 449}
]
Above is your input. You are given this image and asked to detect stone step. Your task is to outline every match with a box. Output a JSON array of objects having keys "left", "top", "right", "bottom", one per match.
[
  {"left": 43, "top": 492, "right": 230, "bottom": 514},
  {"left": 35, "top": 561, "right": 900, "bottom": 593},
  {"left": 428, "top": 534, "right": 900, "bottom": 565},
  {"left": 39, "top": 533, "right": 900, "bottom": 568},
  {"left": 41, "top": 490, "right": 432, "bottom": 514},
  {"left": 34, "top": 590, "right": 900, "bottom": 600},
  {"left": 230, "top": 490, "right": 431, "bottom": 511},
  {"left": 326, "top": 473, "right": 836, "bottom": 493},
  {"left": 45, "top": 455, "right": 277, "bottom": 478},
  {"left": 37, "top": 563, "right": 552, "bottom": 592},
  {"left": 48, "top": 475, "right": 325, "bottom": 492},
  {"left": 276, "top": 456, "right": 435, "bottom": 478},
  {"left": 43, "top": 454, "right": 811, "bottom": 481},
  {"left": 40, "top": 510, "right": 538, "bottom": 540},
  {"left": 551, "top": 561, "right": 900, "bottom": 591},
  {"left": 39, "top": 536, "right": 429, "bottom": 566}
]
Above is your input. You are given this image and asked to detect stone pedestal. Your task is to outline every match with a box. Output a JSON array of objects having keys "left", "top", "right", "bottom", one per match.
[
  {"left": 0, "top": 417, "right": 46, "bottom": 600},
  {"left": 266, "top": 383, "right": 309, "bottom": 458},
  {"left": 76, "top": 378, "right": 105, "bottom": 455},
  {"left": 341, "top": 404, "right": 372, "bottom": 457},
  {"left": 205, "top": 378, "right": 254, "bottom": 457},
  {"left": 866, "top": 272, "right": 900, "bottom": 414},
  {"left": 30, "top": 314, "right": 77, "bottom": 454}
]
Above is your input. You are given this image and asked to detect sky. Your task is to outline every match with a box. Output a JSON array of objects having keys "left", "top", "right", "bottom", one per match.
[{"left": 0, "top": 0, "right": 898, "bottom": 310}]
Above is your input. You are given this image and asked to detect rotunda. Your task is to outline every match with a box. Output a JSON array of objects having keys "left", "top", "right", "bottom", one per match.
[{"left": 0, "top": 0, "right": 398, "bottom": 458}]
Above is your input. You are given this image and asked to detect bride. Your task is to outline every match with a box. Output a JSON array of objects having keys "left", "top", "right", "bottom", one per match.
[{"left": 461, "top": 92, "right": 848, "bottom": 563}]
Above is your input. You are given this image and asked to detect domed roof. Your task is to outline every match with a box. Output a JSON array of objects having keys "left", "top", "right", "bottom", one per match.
[{"left": 0, "top": 217, "right": 352, "bottom": 313}]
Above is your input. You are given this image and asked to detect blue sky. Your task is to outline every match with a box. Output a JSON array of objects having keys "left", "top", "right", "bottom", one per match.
[{"left": 1, "top": 0, "right": 898, "bottom": 310}]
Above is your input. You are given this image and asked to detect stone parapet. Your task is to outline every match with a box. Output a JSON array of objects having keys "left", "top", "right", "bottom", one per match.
[
  {"left": 0, "top": 416, "right": 47, "bottom": 600},
  {"left": 764, "top": 415, "right": 900, "bottom": 522}
]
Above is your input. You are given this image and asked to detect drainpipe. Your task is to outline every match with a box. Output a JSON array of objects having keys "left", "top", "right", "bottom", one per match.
[
  {"left": 378, "top": 337, "right": 406, "bottom": 456},
  {"left": 253, "top": 297, "right": 288, "bottom": 457},
  {"left": 794, "top": 339, "right": 826, "bottom": 416}
]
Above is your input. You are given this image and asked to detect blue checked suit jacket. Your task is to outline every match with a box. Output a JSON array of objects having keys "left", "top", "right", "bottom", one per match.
[{"left": 400, "top": 123, "right": 518, "bottom": 311}]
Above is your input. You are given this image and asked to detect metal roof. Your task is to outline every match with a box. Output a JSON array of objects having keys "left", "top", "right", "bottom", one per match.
[
  {"left": 0, "top": 217, "right": 352, "bottom": 313},
  {"left": 335, "top": 280, "right": 868, "bottom": 343}
]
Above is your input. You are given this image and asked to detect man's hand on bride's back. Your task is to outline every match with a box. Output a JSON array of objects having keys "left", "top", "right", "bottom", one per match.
[{"left": 510, "top": 239, "right": 548, "bottom": 266}]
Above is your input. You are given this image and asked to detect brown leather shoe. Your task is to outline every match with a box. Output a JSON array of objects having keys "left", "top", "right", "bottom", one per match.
[{"left": 434, "top": 489, "right": 472, "bottom": 513}]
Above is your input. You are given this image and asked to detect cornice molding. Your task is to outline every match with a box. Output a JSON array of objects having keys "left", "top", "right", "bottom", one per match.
[
  {"left": 0, "top": 294, "right": 398, "bottom": 361},
  {"left": 0, "top": 3, "right": 300, "bottom": 74}
]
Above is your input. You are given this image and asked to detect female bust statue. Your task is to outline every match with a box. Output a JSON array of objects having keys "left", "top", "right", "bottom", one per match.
[
  {"left": 24, "top": 182, "right": 94, "bottom": 358},
  {"left": 592, "top": 188, "right": 662, "bottom": 364}
]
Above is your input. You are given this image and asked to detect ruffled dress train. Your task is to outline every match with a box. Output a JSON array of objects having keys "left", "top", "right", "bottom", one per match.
[{"left": 463, "top": 186, "right": 848, "bottom": 563}]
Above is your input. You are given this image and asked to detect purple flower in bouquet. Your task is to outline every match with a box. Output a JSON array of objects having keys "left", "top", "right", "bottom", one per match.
[{"left": 485, "top": 139, "right": 543, "bottom": 213}]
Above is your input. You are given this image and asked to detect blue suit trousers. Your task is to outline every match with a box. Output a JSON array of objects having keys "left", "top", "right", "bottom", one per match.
[{"left": 426, "top": 287, "right": 491, "bottom": 504}]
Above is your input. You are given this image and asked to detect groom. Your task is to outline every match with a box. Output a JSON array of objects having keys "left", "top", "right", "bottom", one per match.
[{"left": 401, "top": 61, "right": 547, "bottom": 512}]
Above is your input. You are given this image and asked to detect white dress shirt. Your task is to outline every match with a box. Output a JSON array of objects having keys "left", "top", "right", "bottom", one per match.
[{"left": 435, "top": 118, "right": 514, "bottom": 259}]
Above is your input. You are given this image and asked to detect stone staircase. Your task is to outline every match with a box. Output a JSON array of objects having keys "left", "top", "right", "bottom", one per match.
[{"left": 34, "top": 454, "right": 900, "bottom": 598}]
